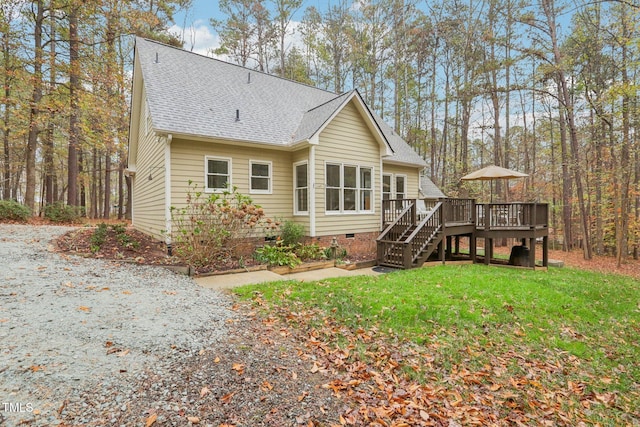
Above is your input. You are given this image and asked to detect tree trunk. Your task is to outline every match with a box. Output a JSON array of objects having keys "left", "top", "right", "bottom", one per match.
[
  {"left": 44, "top": 13, "right": 57, "bottom": 206},
  {"left": 542, "top": 0, "right": 591, "bottom": 259},
  {"left": 25, "top": 0, "right": 45, "bottom": 212},
  {"left": 67, "top": 4, "right": 80, "bottom": 206}
]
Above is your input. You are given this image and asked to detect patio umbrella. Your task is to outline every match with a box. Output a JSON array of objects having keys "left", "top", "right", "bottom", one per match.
[{"left": 460, "top": 165, "right": 528, "bottom": 202}]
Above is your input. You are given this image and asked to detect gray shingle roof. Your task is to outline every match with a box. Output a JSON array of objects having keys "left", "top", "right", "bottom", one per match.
[
  {"left": 420, "top": 175, "right": 447, "bottom": 199},
  {"left": 135, "top": 37, "right": 426, "bottom": 167}
]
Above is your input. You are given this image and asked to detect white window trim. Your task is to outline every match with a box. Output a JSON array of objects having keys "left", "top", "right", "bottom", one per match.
[
  {"left": 293, "top": 160, "right": 309, "bottom": 216},
  {"left": 395, "top": 174, "right": 408, "bottom": 199},
  {"left": 324, "top": 161, "right": 375, "bottom": 215},
  {"left": 249, "top": 159, "right": 272, "bottom": 194},
  {"left": 359, "top": 166, "right": 374, "bottom": 212},
  {"left": 204, "top": 156, "right": 232, "bottom": 193},
  {"left": 382, "top": 173, "right": 392, "bottom": 200}
]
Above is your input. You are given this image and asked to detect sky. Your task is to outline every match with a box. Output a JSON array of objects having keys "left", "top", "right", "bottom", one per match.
[
  {"left": 170, "top": 0, "right": 222, "bottom": 56},
  {"left": 170, "top": 0, "right": 315, "bottom": 57}
]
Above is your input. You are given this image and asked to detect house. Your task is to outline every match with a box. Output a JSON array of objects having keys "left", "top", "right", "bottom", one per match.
[
  {"left": 419, "top": 174, "right": 446, "bottom": 199},
  {"left": 127, "top": 37, "right": 429, "bottom": 258}
]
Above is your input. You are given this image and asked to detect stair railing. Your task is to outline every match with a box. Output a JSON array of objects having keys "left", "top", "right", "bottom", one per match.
[
  {"left": 403, "top": 202, "right": 443, "bottom": 267},
  {"left": 376, "top": 203, "right": 415, "bottom": 267}
]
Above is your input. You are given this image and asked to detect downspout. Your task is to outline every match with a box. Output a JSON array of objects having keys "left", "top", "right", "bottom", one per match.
[
  {"left": 165, "top": 134, "right": 172, "bottom": 254},
  {"left": 309, "top": 144, "right": 316, "bottom": 237}
]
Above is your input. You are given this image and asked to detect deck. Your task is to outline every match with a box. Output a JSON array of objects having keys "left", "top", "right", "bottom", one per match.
[{"left": 378, "top": 198, "right": 549, "bottom": 269}]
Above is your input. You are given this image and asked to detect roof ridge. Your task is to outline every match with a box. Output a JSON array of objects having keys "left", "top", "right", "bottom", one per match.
[
  {"left": 305, "top": 90, "right": 354, "bottom": 113},
  {"left": 137, "top": 36, "right": 337, "bottom": 97}
]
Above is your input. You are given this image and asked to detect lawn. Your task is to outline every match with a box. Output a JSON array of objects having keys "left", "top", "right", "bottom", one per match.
[{"left": 235, "top": 264, "right": 640, "bottom": 426}]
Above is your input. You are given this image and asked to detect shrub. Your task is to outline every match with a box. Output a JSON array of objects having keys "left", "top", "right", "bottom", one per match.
[
  {"left": 295, "top": 243, "right": 326, "bottom": 261},
  {"left": 170, "top": 181, "right": 278, "bottom": 267},
  {"left": 0, "top": 200, "right": 31, "bottom": 221},
  {"left": 44, "top": 202, "right": 83, "bottom": 223},
  {"left": 254, "top": 241, "right": 301, "bottom": 268},
  {"left": 279, "top": 219, "right": 305, "bottom": 246},
  {"left": 90, "top": 223, "right": 109, "bottom": 253}
]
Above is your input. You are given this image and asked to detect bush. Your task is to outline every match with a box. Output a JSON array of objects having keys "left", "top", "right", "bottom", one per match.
[
  {"left": 44, "top": 202, "right": 83, "bottom": 223},
  {"left": 280, "top": 219, "right": 305, "bottom": 246},
  {"left": 90, "top": 223, "right": 109, "bottom": 253},
  {"left": 0, "top": 200, "right": 31, "bottom": 221},
  {"left": 254, "top": 241, "right": 301, "bottom": 268},
  {"left": 295, "top": 243, "right": 326, "bottom": 261},
  {"left": 170, "top": 181, "right": 278, "bottom": 267}
]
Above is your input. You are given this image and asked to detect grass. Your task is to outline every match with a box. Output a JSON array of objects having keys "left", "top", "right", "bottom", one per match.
[{"left": 235, "top": 264, "right": 640, "bottom": 424}]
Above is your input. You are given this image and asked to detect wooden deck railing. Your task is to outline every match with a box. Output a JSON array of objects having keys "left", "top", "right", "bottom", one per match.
[
  {"left": 475, "top": 203, "right": 548, "bottom": 229},
  {"left": 383, "top": 198, "right": 474, "bottom": 226},
  {"left": 442, "top": 198, "right": 475, "bottom": 224},
  {"left": 382, "top": 199, "right": 548, "bottom": 231},
  {"left": 377, "top": 203, "right": 415, "bottom": 267},
  {"left": 404, "top": 202, "right": 443, "bottom": 267}
]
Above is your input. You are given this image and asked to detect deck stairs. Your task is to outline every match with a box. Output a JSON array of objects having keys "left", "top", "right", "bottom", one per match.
[{"left": 376, "top": 201, "right": 444, "bottom": 269}]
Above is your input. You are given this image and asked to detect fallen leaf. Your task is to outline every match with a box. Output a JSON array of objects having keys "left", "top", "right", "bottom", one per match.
[
  {"left": 200, "top": 386, "right": 210, "bottom": 397},
  {"left": 122, "top": 290, "right": 132, "bottom": 295},
  {"left": 221, "top": 392, "right": 235, "bottom": 404},
  {"left": 145, "top": 413, "right": 157, "bottom": 426},
  {"left": 105, "top": 341, "right": 114, "bottom": 348},
  {"left": 163, "top": 290, "right": 177, "bottom": 295},
  {"left": 214, "top": 356, "right": 221, "bottom": 363},
  {"left": 186, "top": 415, "right": 200, "bottom": 424},
  {"left": 261, "top": 381, "right": 273, "bottom": 391},
  {"left": 117, "top": 349, "right": 130, "bottom": 357},
  {"left": 489, "top": 383, "right": 502, "bottom": 391},
  {"left": 78, "top": 306, "right": 91, "bottom": 312},
  {"left": 0, "top": 318, "right": 8, "bottom": 323},
  {"left": 298, "top": 391, "right": 308, "bottom": 401},
  {"left": 232, "top": 363, "right": 245, "bottom": 375}
]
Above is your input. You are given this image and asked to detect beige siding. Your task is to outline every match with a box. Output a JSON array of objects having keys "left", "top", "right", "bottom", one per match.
[
  {"left": 314, "top": 101, "right": 381, "bottom": 236},
  {"left": 382, "top": 164, "right": 421, "bottom": 198},
  {"left": 132, "top": 89, "right": 166, "bottom": 240},
  {"left": 170, "top": 139, "right": 294, "bottom": 229}
]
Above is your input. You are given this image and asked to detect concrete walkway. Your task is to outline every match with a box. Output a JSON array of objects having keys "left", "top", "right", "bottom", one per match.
[{"left": 195, "top": 266, "right": 385, "bottom": 290}]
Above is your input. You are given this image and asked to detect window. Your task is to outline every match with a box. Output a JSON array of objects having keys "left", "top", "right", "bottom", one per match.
[
  {"left": 395, "top": 175, "right": 406, "bottom": 199},
  {"left": 205, "top": 156, "right": 231, "bottom": 192},
  {"left": 325, "top": 163, "right": 374, "bottom": 213},
  {"left": 382, "top": 174, "right": 392, "bottom": 201},
  {"left": 249, "top": 160, "right": 271, "bottom": 194},
  {"left": 360, "top": 167, "right": 372, "bottom": 211},
  {"left": 343, "top": 165, "right": 357, "bottom": 211},
  {"left": 294, "top": 162, "right": 308, "bottom": 214},
  {"left": 326, "top": 163, "right": 341, "bottom": 211}
]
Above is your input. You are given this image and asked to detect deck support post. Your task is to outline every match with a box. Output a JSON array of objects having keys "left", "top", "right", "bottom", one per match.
[
  {"left": 470, "top": 234, "right": 476, "bottom": 263},
  {"left": 529, "top": 237, "right": 536, "bottom": 267},
  {"left": 485, "top": 238, "right": 492, "bottom": 265},
  {"left": 542, "top": 236, "right": 549, "bottom": 267}
]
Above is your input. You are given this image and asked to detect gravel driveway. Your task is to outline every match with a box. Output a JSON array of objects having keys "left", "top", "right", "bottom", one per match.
[{"left": 0, "top": 224, "right": 236, "bottom": 426}]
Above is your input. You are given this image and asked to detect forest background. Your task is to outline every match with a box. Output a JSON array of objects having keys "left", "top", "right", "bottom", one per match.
[{"left": 1, "top": 0, "right": 638, "bottom": 264}]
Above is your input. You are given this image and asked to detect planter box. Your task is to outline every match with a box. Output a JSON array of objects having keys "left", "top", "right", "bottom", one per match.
[
  {"left": 268, "top": 260, "right": 335, "bottom": 275},
  {"left": 336, "top": 259, "right": 377, "bottom": 270},
  {"left": 194, "top": 264, "right": 268, "bottom": 278}
]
